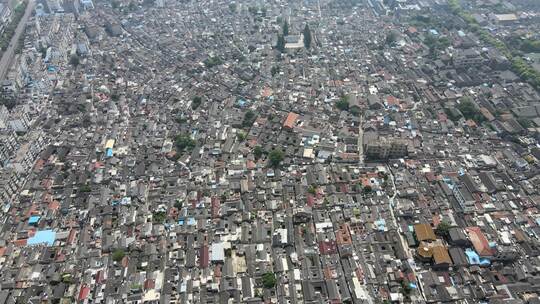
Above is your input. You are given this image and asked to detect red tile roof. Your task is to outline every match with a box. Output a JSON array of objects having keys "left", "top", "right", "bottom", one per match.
[
  {"left": 200, "top": 245, "right": 209, "bottom": 268},
  {"left": 466, "top": 226, "right": 494, "bottom": 257},
  {"left": 319, "top": 240, "right": 338, "bottom": 255},
  {"left": 78, "top": 286, "right": 90, "bottom": 301},
  {"left": 283, "top": 112, "right": 299, "bottom": 129}
]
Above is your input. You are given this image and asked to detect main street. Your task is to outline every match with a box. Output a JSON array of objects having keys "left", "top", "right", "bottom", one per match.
[{"left": 0, "top": 0, "right": 35, "bottom": 82}]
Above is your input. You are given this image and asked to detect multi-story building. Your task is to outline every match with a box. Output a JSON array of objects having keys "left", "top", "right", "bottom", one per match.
[
  {"left": 453, "top": 49, "right": 486, "bottom": 69},
  {"left": 7, "top": 111, "right": 31, "bottom": 132},
  {"left": 453, "top": 184, "right": 476, "bottom": 213},
  {"left": 6, "top": 130, "right": 46, "bottom": 173},
  {"left": 364, "top": 132, "right": 409, "bottom": 160},
  {"left": 0, "top": 130, "right": 19, "bottom": 167},
  {"left": 0, "top": 3, "right": 11, "bottom": 34},
  {"left": 0, "top": 170, "right": 23, "bottom": 203}
]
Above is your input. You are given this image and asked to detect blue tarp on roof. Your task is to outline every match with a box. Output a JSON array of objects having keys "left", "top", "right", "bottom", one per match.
[
  {"left": 237, "top": 99, "right": 247, "bottom": 107},
  {"left": 465, "top": 248, "right": 480, "bottom": 265},
  {"left": 375, "top": 219, "right": 386, "bottom": 231},
  {"left": 28, "top": 230, "right": 56, "bottom": 246},
  {"left": 106, "top": 148, "right": 113, "bottom": 157},
  {"left": 28, "top": 216, "right": 41, "bottom": 224},
  {"left": 120, "top": 197, "right": 131, "bottom": 205},
  {"left": 479, "top": 258, "right": 491, "bottom": 266}
]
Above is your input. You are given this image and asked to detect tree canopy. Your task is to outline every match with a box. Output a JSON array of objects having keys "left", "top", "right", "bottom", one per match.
[
  {"left": 262, "top": 272, "right": 277, "bottom": 288},
  {"left": 69, "top": 54, "right": 80, "bottom": 66},
  {"left": 112, "top": 249, "right": 125, "bottom": 262},
  {"left": 282, "top": 21, "right": 289, "bottom": 36},
  {"left": 254, "top": 146, "right": 264, "bottom": 160},
  {"left": 336, "top": 96, "right": 350, "bottom": 111},
  {"left": 191, "top": 96, "right": 202, "bottom": 110},
  {"left": 242, "top": 110, "right": 256, "bottom": 128},
  {"left": 457, "top": 98, "right": 485, "bottom": 123},
  {"left": 175, "top": 134, "right": 196, "bottom": 152},
  {"left": 435, "top": 221, "right": 452, "bottom": 239},
  {"left": 276, "top": 34, "right": 285, "bottom": 53},
  {"left": 303, "top": 24, "right": 312, "bottom": 48},
  {"left": 268, "top": 149, "right": 284, "bottom": 168}
]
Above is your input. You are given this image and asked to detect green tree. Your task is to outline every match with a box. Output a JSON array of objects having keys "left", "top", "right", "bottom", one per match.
[
  {"left": 61, "top": 273, "right": 72, "bottom": 284},
  {"left": 276, "top": 34, "right": 285, "bottom": 53},
  {"left": 271, "top": 66, "right": 280, "bottom": 76},
  {"left": 80, "top": 184, "right": 91, "bottom": 193},
  {"left": 457, "top": 99, "right": 485, "bottom": 123},
  {"left": 282, "top": 21, "right": 289, "bottom": 36},
  {"left": 362, "top": 185, "right": 372, "bottom": 195},
  {"left": 435, "top": 221, "right": 451, "bottom": 239},
  {"left": 237, "top": 131, "right": 247, "bottom": 141},
  {"left": 336, "top": 96, "right": 349, "bottom": 111},
  {"left": 242, "top": 110, "right": 256, "bottom": 127},
  {"left": 191, "top": 96, "right": 202, "bottom": 110},
  {"left": 268, "top": 149, "right": 284, "bottom": 168},
  {"left": 303, "top": 24, "right": 312, "bottom": 48},
  {"left": 69, "top": 54, "right": 80, "bottom": 66},
  {"left": 175, "top": 134, "right": 196, "bottom": 152},
  {"left": 349, "top": 106, "right": 360, "bottom": 116},
  {"left": 204, "top": 56, "right": 222, "bottom": 68},
  {"left": 262, "top": 272, "right": 277, "bottom": 288},
  {"left": 385, "top": 31, "right": 398, "bottom": 46},
  {"left": 254, "top": 146, "right": 264, "bottom": 160},
  {"left": 228, "top": 3, "right": 236, "bottom": 13},
  {"left": 112, "top": 249, "right": 125, "bottom": 262},
  {"left": 153, "top": 211, "right": 167, "bottom": 224}
]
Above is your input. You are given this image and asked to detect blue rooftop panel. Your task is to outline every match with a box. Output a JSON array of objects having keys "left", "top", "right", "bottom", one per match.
[
  {"left": 27, "top": 230, "right": 56, "bottom": 246},
  {"left": 28, "top": 216, "right": 41, "bottom": 224},
  {"left": 375, "top": 219, "right": 386, "bottom": 231},
  {"left": 465, "top": 248, "right": 480, "bottom": 265}
]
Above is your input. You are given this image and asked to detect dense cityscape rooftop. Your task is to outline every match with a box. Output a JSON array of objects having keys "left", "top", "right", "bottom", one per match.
[{"left": 1, "top": 0, "right": 540, "bottom": 303}]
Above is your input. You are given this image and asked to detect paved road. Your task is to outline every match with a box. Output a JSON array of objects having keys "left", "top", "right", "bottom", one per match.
[
  {"left": 386, "top": 164, "right": 427, "bottom": 301},
  {"left": 358, "top": 113, "right": 364, "bottom": 165},
  {"left": 0, "top": 0, "right": 34, "bottom": 82}
]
